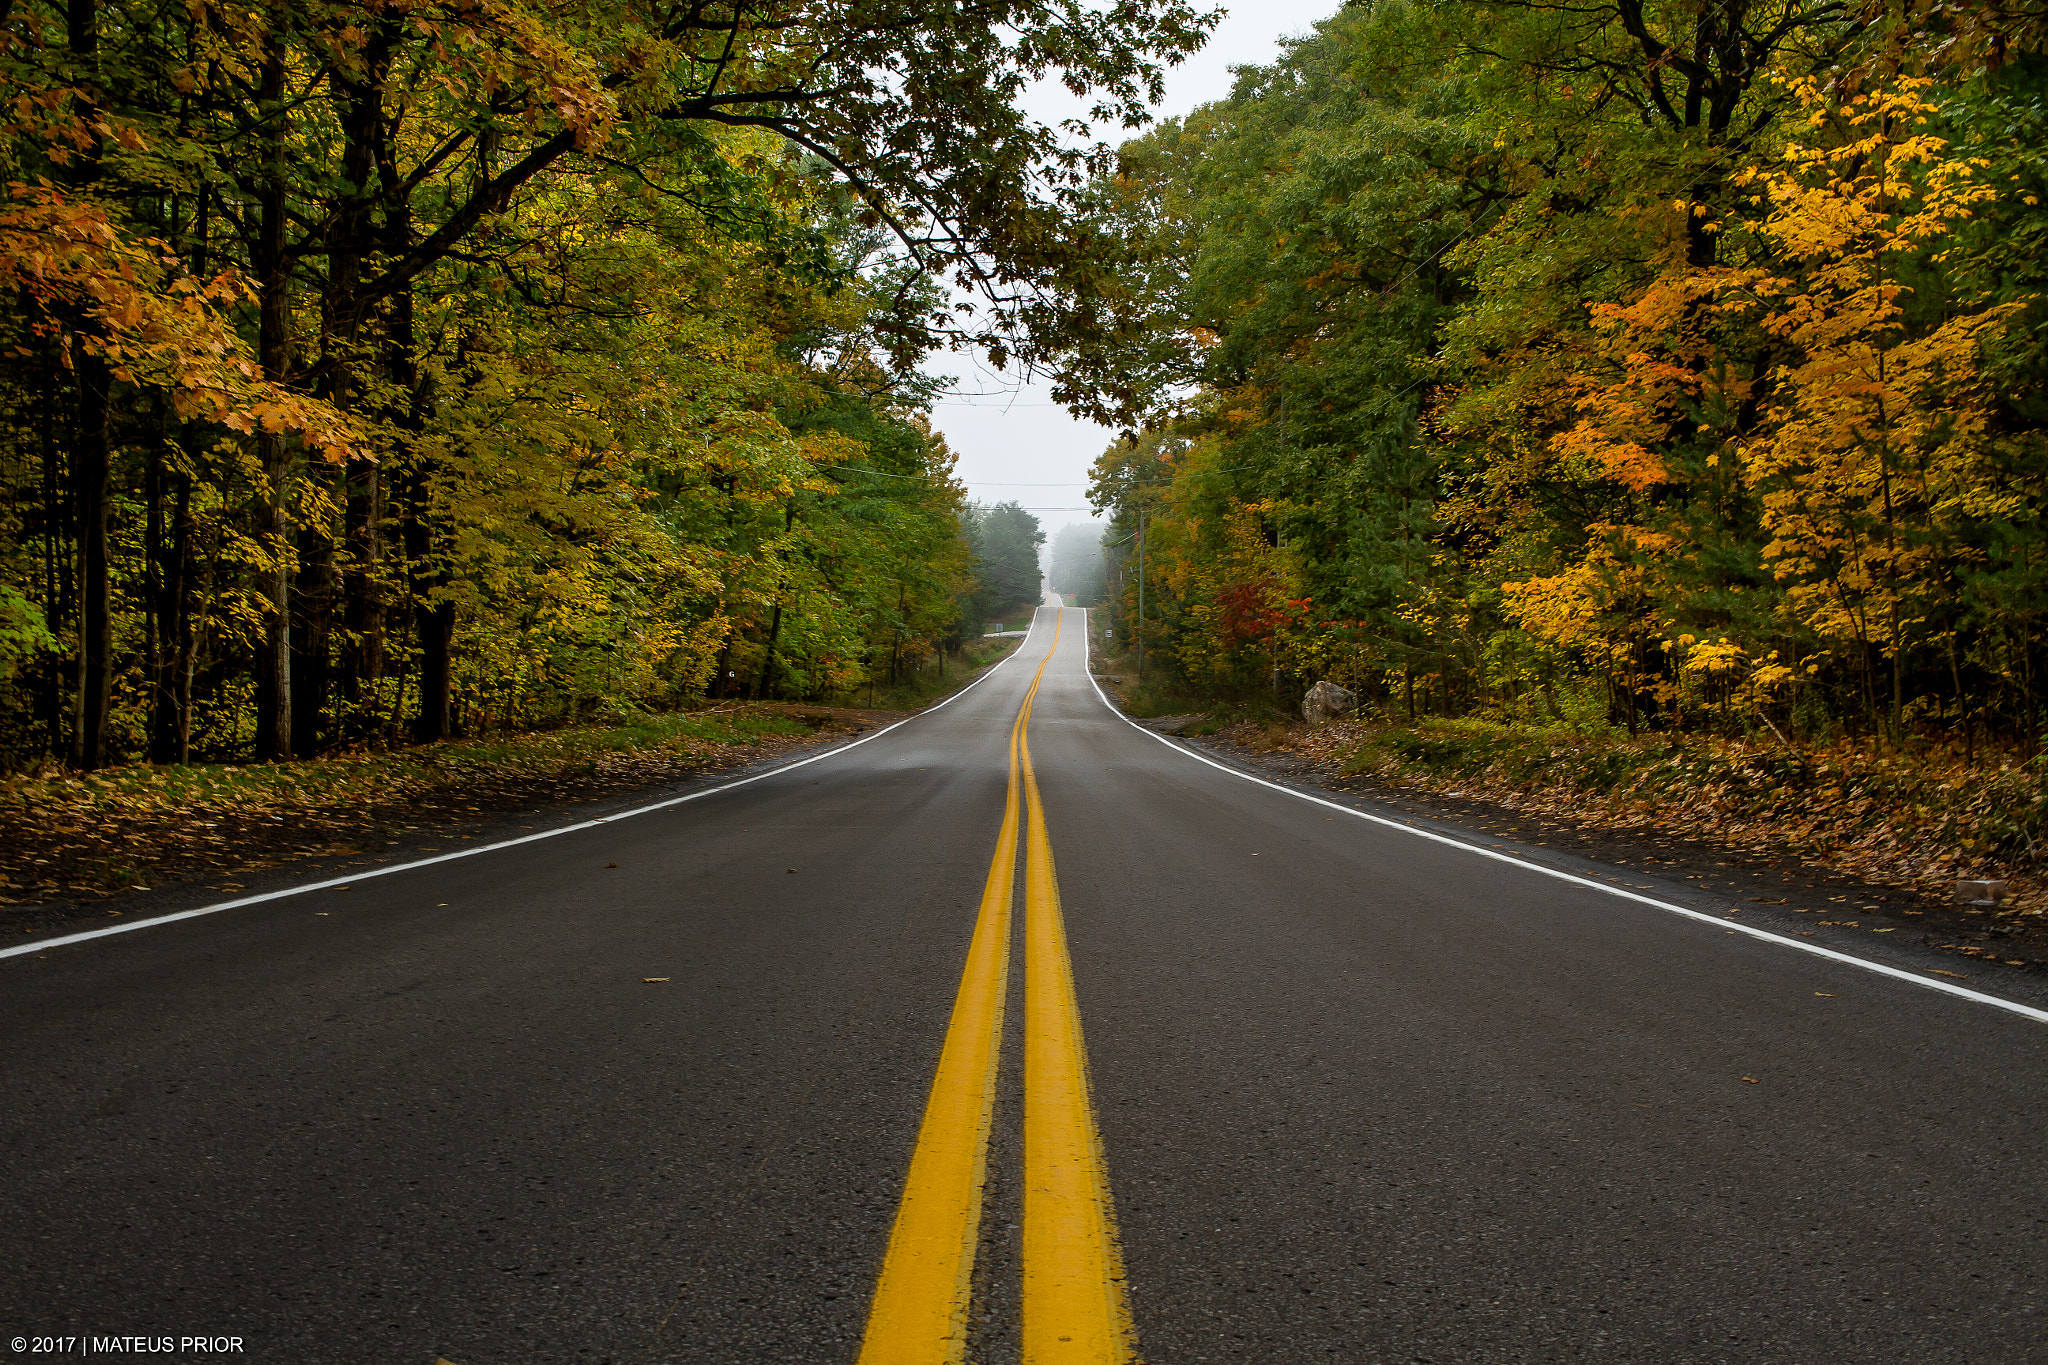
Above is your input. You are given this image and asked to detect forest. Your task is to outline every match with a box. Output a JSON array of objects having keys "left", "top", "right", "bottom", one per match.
[
  {"left": 1048, "top": 520, "right": 1110, "bottom": 606},
  {"left": 1081, "top": 0, "right": 2048, "bottom": 757},
  {"left": 0, "top": 0, "right": 1200, "bottom": 772}
]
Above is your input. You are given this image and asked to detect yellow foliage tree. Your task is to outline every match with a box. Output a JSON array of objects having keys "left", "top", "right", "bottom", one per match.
[{"left": 1741, "top": 74, "right": 2018, "bottom": 739}]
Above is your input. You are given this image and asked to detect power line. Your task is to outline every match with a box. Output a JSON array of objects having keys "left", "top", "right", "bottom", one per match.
[{"left": 822, "top": 459, "right": 1264, "bottom": 496}]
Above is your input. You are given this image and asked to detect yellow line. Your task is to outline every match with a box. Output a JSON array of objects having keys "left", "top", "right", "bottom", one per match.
[
  {"left": 1021, "top": 614, "right": 1138, "bottom": 1364},
  {"left": 860, "top": 611, "right": 1133, "bottom": 1363},
  {"left": 856, "top": 618, "right": 1047, "bottom": 1363}
]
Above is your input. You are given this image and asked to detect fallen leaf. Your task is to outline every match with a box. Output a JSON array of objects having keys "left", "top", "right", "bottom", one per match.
[
  {"left": 1814, "top": 992, "right": 1835, "bottom": 997},
  {"left": 1741, "top": 1076, "right": 1760, "bottom": 1083},
  {"left": 786, "top": 868, "right": 796, "bottom": 873},
  {"left": 643, "top": 977, "right": 669, "bottom": 983},
  {"left": 1748, "top": 897, "right": 1786, "bottom": 904},
  {"left": 1928, "top": 969, "right": 1969, "bottom": 979},
  {"left": 605, "top": 863, "right": 617, "bottom": 868},
  {"left": 1873, "top": 927, "right": 1895, "bottom": 932}
]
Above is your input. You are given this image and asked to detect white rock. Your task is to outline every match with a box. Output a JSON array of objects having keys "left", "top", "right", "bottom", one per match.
[
  {"left": 1302, "top": 680, "right": 1358, "bottom": 725},
  {"left": 1956, "top": 879, "right": 2007, "bottom": 906}
]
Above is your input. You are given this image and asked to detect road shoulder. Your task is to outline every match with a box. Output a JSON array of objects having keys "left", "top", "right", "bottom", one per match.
[{"left": 1092, "top": 686, "right": 2048, "bottom": 1007}]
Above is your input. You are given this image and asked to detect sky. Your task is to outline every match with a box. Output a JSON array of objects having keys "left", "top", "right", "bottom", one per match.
[{"left": 926, "top": 0, "right": 1341, "bottom": 542}]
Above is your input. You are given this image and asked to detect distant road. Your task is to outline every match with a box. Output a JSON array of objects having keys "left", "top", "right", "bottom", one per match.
[{"left": 4, "top": 605, "right": 2044, "bottom": 1363}]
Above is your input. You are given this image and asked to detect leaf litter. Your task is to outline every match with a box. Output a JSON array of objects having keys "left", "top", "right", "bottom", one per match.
[
  {"left": 1180, "top": 715, "right": 2048, "bottom": 979},
  {"left": 0, "top": 704, "right": 885, "bottom": 937}
]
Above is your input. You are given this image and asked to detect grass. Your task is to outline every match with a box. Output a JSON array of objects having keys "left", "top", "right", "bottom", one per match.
[{"left": 977, "top": 600, "right": 1045, "bottom": 635}]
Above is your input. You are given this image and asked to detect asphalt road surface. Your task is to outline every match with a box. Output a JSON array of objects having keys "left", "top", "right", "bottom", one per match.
[{"left": 4, "top": 604, "right": 2045, "bottom": 1365}]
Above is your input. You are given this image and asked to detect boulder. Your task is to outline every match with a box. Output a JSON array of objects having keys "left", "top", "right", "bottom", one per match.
[{"left": 1302, "top": 680, "right": 1358, "bottom": 724}]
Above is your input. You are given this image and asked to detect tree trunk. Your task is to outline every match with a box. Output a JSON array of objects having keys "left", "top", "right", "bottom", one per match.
[
  {"left": 62, "top": 0, "right": 113, "bottom": 769},
  {"left": 368, "top": 107, "right": 451, "bottom": 746},
  {"left": 71, "top": 342, "right": 112, "bottom": 770},
  {"left": 251, "top": 27, "right": 293, "bottom": 761},
  {"left": 395, "top": 378, "right": 454, "bottom": 744},
  {"left": 37, "top": 327, "right": 69, "bottom": 758},
  {"left": 752, "top": 503, "right": 797, "bottom": 702},
  {"left": 147, "top": 422, "right": 193, "bottom": 764},
  {"left": 341, "top": 460, "right": 384, "bottom": 735},
  {"left": 755, "top": 604, "right": 784, "bottom": 701},
  {"left": 332, "top": 29, "right": 391, "bottom": 742},
  {"left": 411, "top": 580, "right": 454, "bottom": 742},
  {"left": 396, "top": 435, "right": 454, "bottom": 743},
  {"left": 291, "top": 492, "right": 334, "bottom": 757},
  {"left": 711, "top": 635, "right": 733, "bottom": 699}
]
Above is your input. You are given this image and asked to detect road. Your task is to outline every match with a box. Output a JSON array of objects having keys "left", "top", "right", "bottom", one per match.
[{"left": 3, "top": 604, "right": 2045, "bottom": 1364}]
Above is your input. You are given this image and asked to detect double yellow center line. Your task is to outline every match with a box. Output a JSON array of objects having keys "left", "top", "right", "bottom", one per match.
[{"left": 857, "top": 613, "right": 1137, "bottom": 1364}]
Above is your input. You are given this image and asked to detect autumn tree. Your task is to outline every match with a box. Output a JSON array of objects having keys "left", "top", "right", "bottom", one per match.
[
  {"left": 1065, "top": 0, "right": 2048, "bottom": 747},
  {"left": 0, "top": 0, "right": 1218, "bottom": 768}
]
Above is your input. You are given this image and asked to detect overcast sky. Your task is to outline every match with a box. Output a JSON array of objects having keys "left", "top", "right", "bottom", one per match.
[{"left": 927, "top": 0, "right": 1341, "bottom": 542}]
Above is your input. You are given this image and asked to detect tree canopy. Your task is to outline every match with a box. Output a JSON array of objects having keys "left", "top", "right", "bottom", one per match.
[
  {"left": 0, "top": 0, "right": 1214, "bottom": 768},
  {"left": 1071, "top": 0, "right": 2048, "bottom": 753}
]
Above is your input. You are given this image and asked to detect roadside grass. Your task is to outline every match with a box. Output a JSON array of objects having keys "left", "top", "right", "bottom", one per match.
[
  {"left": 1320, "top": 714, "right": 2048, "bottom": 913},
  {"left": 976, "top": 600, "right": 1045, "bottom": 634}
]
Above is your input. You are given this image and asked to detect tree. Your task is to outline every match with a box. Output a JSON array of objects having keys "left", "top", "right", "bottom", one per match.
[{"left": 965, "top": 503, "right": 1045, "bottom": 624}]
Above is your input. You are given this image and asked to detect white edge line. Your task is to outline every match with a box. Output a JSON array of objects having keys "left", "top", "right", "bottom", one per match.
[
  {"left": 1075, "top": 609, "right": 2048, "bottom": 1027},
  {"left": 2, "top": 637, "right": 1036, "bottom": 964}
]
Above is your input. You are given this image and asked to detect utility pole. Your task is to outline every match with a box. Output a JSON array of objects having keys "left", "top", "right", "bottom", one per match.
[{"left": 1136, "top": 507, "right": 1146, "bottom": 680}]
